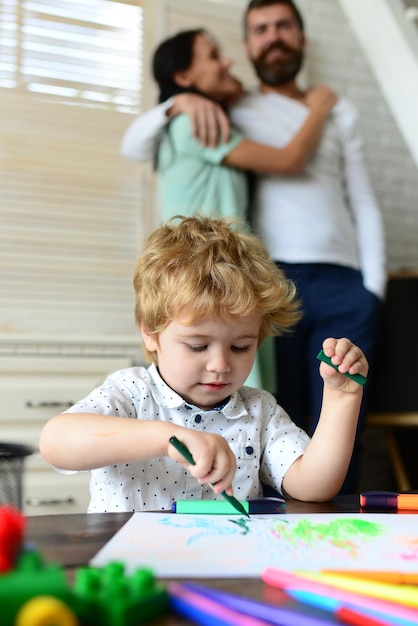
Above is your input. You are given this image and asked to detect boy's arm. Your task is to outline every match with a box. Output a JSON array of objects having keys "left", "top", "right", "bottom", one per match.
[
  {"left": 120, "top": 94, "right": 231, "bottom": 161},
  {"left": 282, "top": 338, "right": 368, "bottom": 502},
  {"left": 39, "top": 412, "right": 237, "bottom": 494}
]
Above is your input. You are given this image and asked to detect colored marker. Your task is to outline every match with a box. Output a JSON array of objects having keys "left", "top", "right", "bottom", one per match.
[
  {"left": 168, "top": 436, "right": 249, "bottom": 518},
  {"left": 171, "top": 497, "right": 286, "bottom": 515},
  {"left": 168, "top": 582, "right": 271, "bottom": 626},
  {"left": 337, "top": 606, "right": 394, "bottom": 626},
  {"left": 287, "top": 589, "right": 416, "bottom": 626},
  {"left": 262, "top": 568, "right": 418, "bottom": 623},
  {"left": 316, "top": 349, "right": 367, "bottom": 385},
  {"left": 322, "top": 570, "right": 418, "bottom": 586},
  {"left": 177, "top": 582, "right": 334, "bottom": 626},
  {"left": 297, "top": 570, "right": 418, "bottom": 608},
  {"left": 360, "top": 491, "right": 418, "bottom": 511}
]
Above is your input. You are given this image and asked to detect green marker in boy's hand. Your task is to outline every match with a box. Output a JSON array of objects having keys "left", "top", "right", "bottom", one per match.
[
  {"left": 317, "top": 349, "right": 367, "bottom": 386},
  {"left": 169, "top": 436, "right": 250, "bottom": 518}
]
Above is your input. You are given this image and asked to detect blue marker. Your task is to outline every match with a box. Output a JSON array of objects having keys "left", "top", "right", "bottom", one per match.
[{"left": 181, "top": 582, "right": 335, "bottom": 626}]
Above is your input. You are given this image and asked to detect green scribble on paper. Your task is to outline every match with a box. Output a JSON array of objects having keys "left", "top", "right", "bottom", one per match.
[
  {"left": 269, "top": 517, "right": 385, "bottom": 557},
  {"left": 229, "top": 517, "right": 251, "bottom": 535}
]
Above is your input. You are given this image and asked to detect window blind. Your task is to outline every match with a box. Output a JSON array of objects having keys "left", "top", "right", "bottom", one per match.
[
  {"left": 0, "top": 0, "right": 145, "bottom": 337},
  {"left": 0, "top": 0, "right": 256, "bottom": 339},
  {"left": 0, "top": 0, "right": 141, "bottom": 110}
]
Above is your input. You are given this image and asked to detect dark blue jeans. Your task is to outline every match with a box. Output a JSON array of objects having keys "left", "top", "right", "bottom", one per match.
[{"left": 274, "top": 262, "right": 381, "bottom": 494}]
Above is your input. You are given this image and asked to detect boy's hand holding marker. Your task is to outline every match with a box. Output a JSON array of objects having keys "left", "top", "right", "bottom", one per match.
[
  {"left": 317, "top": 338, "right": 368, "bottom": 391},
  {"left": 167, "top": 431, "right": 237, "bottom": 497},
  {"left": 169, "top": 436, "right": 249, "bottom": 517}
]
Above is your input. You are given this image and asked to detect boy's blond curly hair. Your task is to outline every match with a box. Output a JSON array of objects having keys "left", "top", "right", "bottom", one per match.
[{"left": 134, "top": 215, "right": 302, "bottom": 363}]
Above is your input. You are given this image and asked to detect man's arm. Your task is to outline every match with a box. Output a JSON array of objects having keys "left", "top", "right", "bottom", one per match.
[
  {"left": 121, "top": 94, "right": 231, "bottom": 162},
  {"left": 121, "top": 99, "right": 174, "bottom": 161},
  {"left": 168, "top": 94, "right": 232, "bottom": 147},
  {"left": 337, "top": 99, "right": 387, "bottom": 299},
  {"left": 223, "top": 85, "right": 337, "bottom": 175}
]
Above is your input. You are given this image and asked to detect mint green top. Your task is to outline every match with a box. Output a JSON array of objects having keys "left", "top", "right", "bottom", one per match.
[{"left": 156, "top": 113, "right": 248, "bottom": 222}]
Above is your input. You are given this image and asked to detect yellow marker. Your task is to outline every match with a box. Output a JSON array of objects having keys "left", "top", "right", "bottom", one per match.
[
  {"left": 322, "top": 570, "right": 418, "bottom": 585},
  {"left": 297, "top": 570, "right": 418, "bottom": 608}
]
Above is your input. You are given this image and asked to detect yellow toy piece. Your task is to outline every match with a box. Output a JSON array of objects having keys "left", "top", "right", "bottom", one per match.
[{"left": 14, "top": 595, "right": 79, "bottom": 626}]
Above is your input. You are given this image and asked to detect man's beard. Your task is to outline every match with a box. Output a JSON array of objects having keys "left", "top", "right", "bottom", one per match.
[{"left": 251, "top": 41, "right": 304, "bottom": 87}]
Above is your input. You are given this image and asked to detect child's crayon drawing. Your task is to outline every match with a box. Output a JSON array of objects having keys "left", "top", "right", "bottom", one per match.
[
  {"left": 90, "top": 512, "right": 418, "bottom": 577},
  {"left": 268, "top": 517, "right": 385, "bottom": 558}
]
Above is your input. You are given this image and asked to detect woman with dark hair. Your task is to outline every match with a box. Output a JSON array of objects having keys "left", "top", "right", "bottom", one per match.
[{"left": 124, "top": 28, "right": 336, "bottom": 224}]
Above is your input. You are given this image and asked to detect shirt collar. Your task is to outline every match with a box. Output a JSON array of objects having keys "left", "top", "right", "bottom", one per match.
[{"left": 147, "top": 363, "right": 248, "bottom": 420}]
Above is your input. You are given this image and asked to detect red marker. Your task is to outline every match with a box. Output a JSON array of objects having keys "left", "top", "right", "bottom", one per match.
[{"left": 337, "top": 606, "right": 392, "bottom": 626}]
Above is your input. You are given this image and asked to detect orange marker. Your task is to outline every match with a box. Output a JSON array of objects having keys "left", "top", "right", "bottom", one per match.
[
  {"left": 322, "top": 570, "right": 418, "bottom": 585},
  {"left": 360, "top": 491, "right": 418, "bottom": 510}
]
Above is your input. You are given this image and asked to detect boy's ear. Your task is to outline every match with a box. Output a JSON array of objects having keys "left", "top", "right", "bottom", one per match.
[
  {"left": 140, "top": 324, "right": 158, "bottom": 353},
  {"left": 172, "top": 70, "right": 193, "bottom": 88}
]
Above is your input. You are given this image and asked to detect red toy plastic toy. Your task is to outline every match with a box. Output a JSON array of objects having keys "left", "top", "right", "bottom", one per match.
[{"left": 0, "top": 506, "right": 25, "bottom": 572}]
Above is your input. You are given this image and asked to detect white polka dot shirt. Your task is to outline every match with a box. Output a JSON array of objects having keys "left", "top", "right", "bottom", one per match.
[{"left": 62, "top": 364, "right": 310, "bottom": 512}]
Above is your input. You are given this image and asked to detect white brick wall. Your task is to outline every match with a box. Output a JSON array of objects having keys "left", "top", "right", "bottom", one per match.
[{"left": 297, "top": 0, "right": 418, "bottom": 271}]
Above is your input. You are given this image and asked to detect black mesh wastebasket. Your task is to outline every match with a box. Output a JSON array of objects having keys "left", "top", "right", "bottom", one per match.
[{"left": 0, "top": 442, "right": 33, "bottom": 510}]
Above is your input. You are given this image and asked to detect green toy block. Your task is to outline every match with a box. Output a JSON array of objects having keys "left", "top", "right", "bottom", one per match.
[
  {"left": 0, "top": 549, "right": 72, "bottom": 626},
  {"left": 73, "top": 561, "right": 169, "bottom": 626}
]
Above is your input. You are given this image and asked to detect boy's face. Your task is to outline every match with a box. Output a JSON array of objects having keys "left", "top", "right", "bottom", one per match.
[{"left": 141, "top": 315, "right": 261, "bottom": 410}]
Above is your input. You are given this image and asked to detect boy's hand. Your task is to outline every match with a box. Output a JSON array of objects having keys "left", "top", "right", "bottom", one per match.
[
  {"left": 167, "top": 431, "right": 237, "bottom": 495},
  {"left": 167, "top": 93, "right": 231, "bottom": 147},
  {"left": 319, "top": 337, "right": 369, "bottom": 392}
]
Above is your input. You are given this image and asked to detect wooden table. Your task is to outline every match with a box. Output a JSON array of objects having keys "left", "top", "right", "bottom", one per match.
[
  {"left": 26, "top": 496, "right": 361, "bottom": 570},
  {"left": 24, "top": 496, "right": 407, "bottom": 625}
]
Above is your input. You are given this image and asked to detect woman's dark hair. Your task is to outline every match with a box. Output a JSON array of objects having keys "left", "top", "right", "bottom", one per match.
[{"left": 153, "top": 29, "right": 207, "bottom": 103}]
